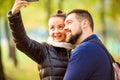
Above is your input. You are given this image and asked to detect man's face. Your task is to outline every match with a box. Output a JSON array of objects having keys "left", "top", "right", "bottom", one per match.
[{"left": 64, "top": 13, "right": 82, "bottom": 44}]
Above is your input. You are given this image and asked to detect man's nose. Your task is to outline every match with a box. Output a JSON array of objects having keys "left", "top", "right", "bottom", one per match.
[{"left": 63, "top": 26, "right": 69, "bottom": 32}]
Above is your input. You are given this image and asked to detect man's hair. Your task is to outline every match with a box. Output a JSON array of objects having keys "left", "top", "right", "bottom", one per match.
[{"left": 67, "top": 9, "right": 94, "bottom": 31}]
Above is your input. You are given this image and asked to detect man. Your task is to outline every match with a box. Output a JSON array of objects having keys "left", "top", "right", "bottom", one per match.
[{"left": 63, "top": 9, "right": 112, "bottom": 80}]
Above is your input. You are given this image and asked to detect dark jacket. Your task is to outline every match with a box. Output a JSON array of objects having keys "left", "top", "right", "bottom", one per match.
[{"left": 8, "top": 11, "right": 69, "bottom": 80}]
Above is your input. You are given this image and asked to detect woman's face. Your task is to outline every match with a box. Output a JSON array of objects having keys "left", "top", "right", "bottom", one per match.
[{"left": 48, "top": 17, "right": 66, "bottom": 42}]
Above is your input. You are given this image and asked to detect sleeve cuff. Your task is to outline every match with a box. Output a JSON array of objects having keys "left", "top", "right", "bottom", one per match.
[
  {"left": 8, "top": 11, "right": 20, "bottom": 18},
  {"left": 8, "top": 11, "right": 21, "bottom": 23}
]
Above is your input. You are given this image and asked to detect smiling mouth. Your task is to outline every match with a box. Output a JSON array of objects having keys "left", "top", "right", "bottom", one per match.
[{"left": 54, "top": 35, "right": 62, "bottom": 39}]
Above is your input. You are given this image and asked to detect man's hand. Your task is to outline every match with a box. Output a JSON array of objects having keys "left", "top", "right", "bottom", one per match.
[{"left": 12, "top": 0, "right": 29, "bottom": 15}]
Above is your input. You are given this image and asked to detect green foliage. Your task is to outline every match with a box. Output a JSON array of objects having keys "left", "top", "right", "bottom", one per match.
[
  {"left": 0, "top": 0, "right": 14, "bottom": 17},
  {"left": 110, "top": 0, "right": 120, "bottom": 19},
  {"left": 112, "top": 54, "right": 120, "bottom": 63},
  {"left": 2, "top": 47, "right": 39, "bottom": 80}
]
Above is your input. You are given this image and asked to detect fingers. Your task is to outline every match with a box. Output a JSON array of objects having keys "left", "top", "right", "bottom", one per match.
[
  {"left": 16, "top": 0, "right": 27, "bottom": 3},
  {"left": 113, "top": 63, "right": 120, "bottom": 71},
  {"left": 12, "top": 0, "right": 29, "bottom": 15},
  {"left": 113, "top": 63, "right": 120, "bottom": 77},
  {"left": 17, "top": 1, "right": 29, "bottom": 7}
]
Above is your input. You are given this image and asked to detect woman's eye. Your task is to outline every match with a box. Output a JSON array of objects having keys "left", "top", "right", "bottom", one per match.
[
  {"left": 58, "top": 25, "right": 64, "bottom": 30},
  {"left": 50, "top": 26, "right": 54, "bottom": 30},
  {"left": 59, "top": 26, "right": 63, "bottom": 29}
]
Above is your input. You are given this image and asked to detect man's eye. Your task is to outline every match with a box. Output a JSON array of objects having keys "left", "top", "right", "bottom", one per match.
[{"left": 67, "top": 22, "right": 72, "bottom": 25}]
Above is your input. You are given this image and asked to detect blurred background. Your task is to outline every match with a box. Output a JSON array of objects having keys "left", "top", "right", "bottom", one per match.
[{"left": 0, "top": 0, "right": 120, "bottom": 80}]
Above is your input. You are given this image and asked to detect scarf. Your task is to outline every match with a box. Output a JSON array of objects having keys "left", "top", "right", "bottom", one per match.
[{"left": 47, "top": 37, "right": 75, "bottom": 50}]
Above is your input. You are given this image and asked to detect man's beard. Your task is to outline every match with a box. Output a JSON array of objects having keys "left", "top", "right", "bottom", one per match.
[{"left": 67, "top": 30, "right": 82, "bottom": 44}]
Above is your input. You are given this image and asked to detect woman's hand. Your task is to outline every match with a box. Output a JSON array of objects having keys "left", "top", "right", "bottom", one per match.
[
  {"left": 12, "top": 0, "right": 29, "bottom": 15},
  {"left": 113, "top": 63, "right": 120, "bottom": 80}
]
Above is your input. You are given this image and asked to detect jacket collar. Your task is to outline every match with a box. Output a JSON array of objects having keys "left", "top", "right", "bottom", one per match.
[{"left": 81, "top": 34, "right": 101, "bottom": 44}]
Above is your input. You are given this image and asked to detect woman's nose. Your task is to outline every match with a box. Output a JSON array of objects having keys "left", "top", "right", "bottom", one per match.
[{"left": 54, "top": 28, "right": 59, "bottom": 33}]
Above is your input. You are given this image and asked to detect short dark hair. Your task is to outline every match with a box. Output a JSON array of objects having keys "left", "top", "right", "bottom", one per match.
[
  {"left": 67, "top": 9, "right": 94, "bottom": 31},
  {"left": 51, "top": 10, "right": 66, "bottom": 20}
]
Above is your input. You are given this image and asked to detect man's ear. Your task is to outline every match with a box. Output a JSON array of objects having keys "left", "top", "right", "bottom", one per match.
[{"left": 81, "top": 19, "right": 89, "bottom": 29}]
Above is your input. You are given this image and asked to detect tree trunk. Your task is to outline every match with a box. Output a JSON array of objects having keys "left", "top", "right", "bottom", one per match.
[
  {"left": 45, "top": 0, "right": 51, "bottom": 24},
  {"left": 100, "top": 0, "right": 107, "bottom": 44},
  {"left": 0, "top": 18, "right": 6, "bottom": 80},
  {"left": 4, "top": 19, "right": 18, "bottom": 67}
]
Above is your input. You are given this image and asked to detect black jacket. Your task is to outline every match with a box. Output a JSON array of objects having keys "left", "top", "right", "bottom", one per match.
[{"left": 8, "top": 11, "right": 69, "bottom": 80}]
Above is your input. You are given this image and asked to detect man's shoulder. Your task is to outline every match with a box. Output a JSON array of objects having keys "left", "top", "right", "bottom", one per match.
[
  {"left": 78, "top": 41, "right": 98, "bottom": 50},
  {"left": 71, "top": 41, "right": 102, "bottom": 56}
]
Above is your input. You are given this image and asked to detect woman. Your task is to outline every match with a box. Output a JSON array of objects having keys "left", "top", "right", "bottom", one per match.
[{"left": 7, "top": 0, "right": 74, "bottom": 80}]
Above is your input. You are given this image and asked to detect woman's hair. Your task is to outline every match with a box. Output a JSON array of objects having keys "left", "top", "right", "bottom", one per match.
[{"left": 51, "top": 10, "right": 66, "bottom": 20}]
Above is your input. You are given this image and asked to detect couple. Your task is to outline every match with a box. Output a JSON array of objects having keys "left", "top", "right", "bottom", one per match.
[{"left": 8, "top": 0, "right": 113, "bottom": 80}]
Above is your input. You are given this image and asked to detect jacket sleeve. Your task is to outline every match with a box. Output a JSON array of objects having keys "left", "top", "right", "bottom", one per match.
[{"left": 7, "top": 11, "right": 46, "bottom": 64}]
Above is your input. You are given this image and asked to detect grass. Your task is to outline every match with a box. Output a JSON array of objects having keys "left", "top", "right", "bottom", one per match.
[
  {"left": 2, "top": 42, "right": 39, "bottom": 80},
  {"left": 4, "top": 54, "right": 39, "bottom": 80}
]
